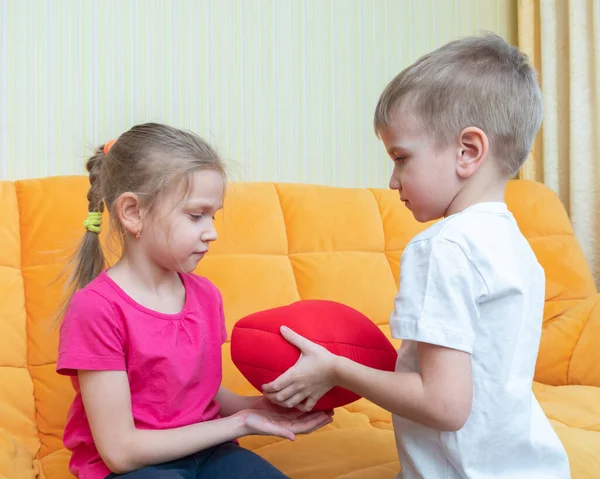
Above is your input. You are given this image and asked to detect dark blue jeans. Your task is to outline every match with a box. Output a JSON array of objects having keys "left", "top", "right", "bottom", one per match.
[{"left": 105, "top": 442, "right": 289, "bottom": 478}]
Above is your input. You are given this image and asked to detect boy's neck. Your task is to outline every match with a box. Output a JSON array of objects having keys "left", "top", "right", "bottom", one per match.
[{"left": 445, "top": 165, "right": 508, "bottom": 217}]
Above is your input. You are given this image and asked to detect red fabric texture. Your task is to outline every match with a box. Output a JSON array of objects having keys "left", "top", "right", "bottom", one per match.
[{"left": 231, "top": 300, "right": 398, "bottom": 410}]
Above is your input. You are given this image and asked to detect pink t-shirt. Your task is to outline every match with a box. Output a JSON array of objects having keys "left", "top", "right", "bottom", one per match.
[{"left": 57, "top": 271, "right": 228, "bottom": 479}]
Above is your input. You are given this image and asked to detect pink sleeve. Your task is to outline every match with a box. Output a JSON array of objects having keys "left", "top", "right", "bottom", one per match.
[
  {"left": 57, "top": 289, "right": 126, "bottom": 376},
  {"left": 211, "top": 283, "right": 228, "bottom": 344},
  {"left": 218, "top": 291, "right": 228, "bottom": 344},
  {"left": 202, "top": 276, "right": 228, "bottom": 344}
]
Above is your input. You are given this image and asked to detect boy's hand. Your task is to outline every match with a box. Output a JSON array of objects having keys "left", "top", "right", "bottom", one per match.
[{"left": 262, "top": 326, "right": 338, "bottom": 412}]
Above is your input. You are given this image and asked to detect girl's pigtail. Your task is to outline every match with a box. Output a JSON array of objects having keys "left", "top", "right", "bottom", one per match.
[{"left": 55, "top": 146, "right": 108, "bottom": 324}]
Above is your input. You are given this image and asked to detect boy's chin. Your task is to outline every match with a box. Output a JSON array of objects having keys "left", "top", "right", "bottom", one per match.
[
  {"left": 410, "top": 208, "right": 442, "bottom": 224},
  {"left": 413, "top": 215, "right": 433, "bottom": 224}
]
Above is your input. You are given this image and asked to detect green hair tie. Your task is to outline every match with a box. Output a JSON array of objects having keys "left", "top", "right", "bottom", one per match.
[{"left": 83, "top": 211, "right": 103, "bottom": 234}]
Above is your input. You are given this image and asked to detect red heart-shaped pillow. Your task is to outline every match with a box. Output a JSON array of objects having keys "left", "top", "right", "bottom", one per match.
[{"left": 231, "top": 300, "right": 398, "bottom": 410}]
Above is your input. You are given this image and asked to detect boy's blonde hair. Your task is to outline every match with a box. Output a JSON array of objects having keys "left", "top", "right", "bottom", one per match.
[{"left": 374, "top": 32, "right": 542, "bottom": 176}]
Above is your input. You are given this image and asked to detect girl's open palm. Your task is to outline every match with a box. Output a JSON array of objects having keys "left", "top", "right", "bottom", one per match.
[{"left": 241, "top": 406, "right": 333, "bottom": 441}]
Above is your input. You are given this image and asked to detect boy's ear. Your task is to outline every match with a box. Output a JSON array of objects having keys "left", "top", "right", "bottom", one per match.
[
  {"left": 115, "top": 192, "right": 144, "bottom": 236},
  {"left": 455, "top": 127, "right": 489, "bottom": 178}
]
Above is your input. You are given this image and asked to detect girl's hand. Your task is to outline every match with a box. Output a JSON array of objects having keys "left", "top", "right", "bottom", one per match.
[
  {"left": 237, "top": 406, "right": 333, "bottom": 441},
  {"left": 262, "top": 326, "right": 338, "bottom": 412},
  {"left": 250, "top": 395, "right": 293, "bottom": 414}
]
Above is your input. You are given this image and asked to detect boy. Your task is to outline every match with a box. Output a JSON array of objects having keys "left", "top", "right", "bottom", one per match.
[{"left": 262, "top": 33, "right": 571, "bottom": 478}]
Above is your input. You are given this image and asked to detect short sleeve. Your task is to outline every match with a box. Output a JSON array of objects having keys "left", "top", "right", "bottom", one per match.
[
  {"left": 57, "top": 289, "right": 126, "bottom": 376},
  {"left": 215, "top": 286, "right": 228, "bottom": 344},
  {"left": 193, "top": 274, "right": 228, "bottom": 344},
  {"left": 389, "top": 237, "right": 487, "bottom": 354}
]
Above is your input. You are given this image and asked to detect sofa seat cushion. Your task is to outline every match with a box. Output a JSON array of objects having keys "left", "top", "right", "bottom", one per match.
[
  {"left": 237, "top": 383, "right": 600, "bottom": 479},
  {"left": 532, "top": 383, "right": 600, "bottom": 477},
  {"left": 240, "top": 405, "right": 399, "bottom": 478},
  {"left": 27, "top": 384, "right": 600, "bottom": 479}
]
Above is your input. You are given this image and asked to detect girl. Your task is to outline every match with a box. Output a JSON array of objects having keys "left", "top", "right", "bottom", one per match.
[{"left": 56, "top": 123, "right": 333, "bottom": 479}]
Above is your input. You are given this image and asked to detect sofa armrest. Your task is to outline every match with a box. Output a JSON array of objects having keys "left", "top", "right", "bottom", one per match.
[
  {"left": 567, "top": 292, "right": 600, "bottom": 387},
  {"left": 535, "top": 293, "right": 600, "bottom": 387},
  {"left": 0, "top": 429, "right": 37, "bottom": 479}
]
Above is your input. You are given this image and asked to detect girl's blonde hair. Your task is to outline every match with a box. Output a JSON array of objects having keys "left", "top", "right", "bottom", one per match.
[{"left": 58, "top": 122, "right": 225, "bottom": 320}]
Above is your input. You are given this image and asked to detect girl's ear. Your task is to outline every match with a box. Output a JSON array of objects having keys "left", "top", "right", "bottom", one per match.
[
  {"left": 115, "top": 192, "right": 144, "bottom": 236},
  {"left": 455, "top": 127, "right": 489, "bottom": 179}
]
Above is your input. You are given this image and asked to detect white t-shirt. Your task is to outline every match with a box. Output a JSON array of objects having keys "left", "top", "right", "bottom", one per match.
[{"left": 390, "top": 202, "right": 571, "bottom": 479}]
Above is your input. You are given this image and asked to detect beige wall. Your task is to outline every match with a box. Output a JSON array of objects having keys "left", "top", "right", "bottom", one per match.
[{"left": 1, "top": 0, "right": 516, "bottom": 186}]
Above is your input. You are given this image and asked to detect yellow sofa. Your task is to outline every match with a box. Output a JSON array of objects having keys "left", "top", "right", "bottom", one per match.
[{"left": 1, "top": 176, "right": 599, "bottom": 479}]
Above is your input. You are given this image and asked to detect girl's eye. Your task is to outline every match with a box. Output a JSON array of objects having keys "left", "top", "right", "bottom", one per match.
[
  {"left": 190, "top": 214, "right": 217, "bottom": 221},
  {"left": 394, "top": 156, "right": 407, "bottom": 164}
]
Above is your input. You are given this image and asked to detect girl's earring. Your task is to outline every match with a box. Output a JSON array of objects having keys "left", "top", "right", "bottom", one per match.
[{"left": 135, "top": 230, "right": 141, "bottom": 240}]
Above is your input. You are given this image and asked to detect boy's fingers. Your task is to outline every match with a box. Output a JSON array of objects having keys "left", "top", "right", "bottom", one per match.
[
  {"left": 268, "top": 389, "right": 308, "bottom": 409},
  {"left": 298, "top": 396, "right": 318, "bottom": 412},
  {"left": 262, "top": 369, "right": 295, "bottom": 393},
  {"left": 272, "top": 381, "right": 304, "bottom": 401},
  {"left": 282, "top": 391, "right": 308, "bottom": 409},
  {"left": 280, "top": 326, "right": 314, "bottom": 352}
]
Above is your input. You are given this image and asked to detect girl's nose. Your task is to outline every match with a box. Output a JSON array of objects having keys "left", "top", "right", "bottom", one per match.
[{"left": 202, "top": 223, "right": 218, "bottom": 242}]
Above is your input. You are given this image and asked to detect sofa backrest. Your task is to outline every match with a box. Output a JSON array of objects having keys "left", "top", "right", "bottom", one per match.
[{"left": 0, "top": 176, "right": 596, "bottom": 467}]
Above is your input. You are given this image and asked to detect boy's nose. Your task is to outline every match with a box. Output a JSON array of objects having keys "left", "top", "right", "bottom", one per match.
[{"left": 389, "top": 175, "right": 401, "bottom": 191}]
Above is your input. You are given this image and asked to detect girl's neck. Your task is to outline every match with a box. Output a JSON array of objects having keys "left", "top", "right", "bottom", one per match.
[{"left": 106, "top": 248, "right": 186, "bottom": 315}]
